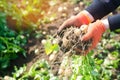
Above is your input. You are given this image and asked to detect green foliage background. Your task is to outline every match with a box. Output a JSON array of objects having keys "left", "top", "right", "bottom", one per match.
[{"left": 0, "top": 12, "right": 26, "bottom": 72}]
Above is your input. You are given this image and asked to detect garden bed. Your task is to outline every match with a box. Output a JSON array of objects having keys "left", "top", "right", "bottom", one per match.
[{"left": 0, "top": 0, "right": 120, "bottom": 80}]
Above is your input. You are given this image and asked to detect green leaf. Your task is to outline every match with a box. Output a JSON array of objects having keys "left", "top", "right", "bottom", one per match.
[
  {"left": 0, "top": 57, "right": 10, "bottom": 69},
  {"left": 52, "top": 44, "right": 59, "bottom": 52},
  {"left": 95, "top": 59, "right": 103, "bottom": 65},
  {"left": 84, "top": 75, "right": 91, "bottom": 80},
  {"left": 0, "top": 43, "right": 6, "bottom": 50},
  {"left": 44, "top": 40, "right": 53, "bottom": 55}
]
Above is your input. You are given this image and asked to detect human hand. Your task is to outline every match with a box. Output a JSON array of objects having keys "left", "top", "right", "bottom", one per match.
[
  {"left": 58, "top": 10, "right": 93, "bottom": 33},
  {"left": 81, "top": 20, "right": 107, "bottom": 54}
]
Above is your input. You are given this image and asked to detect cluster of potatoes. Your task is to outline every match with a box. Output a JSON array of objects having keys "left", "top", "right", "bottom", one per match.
[{"left": 57, "top": 25, "right": 92, "bottom": 54}]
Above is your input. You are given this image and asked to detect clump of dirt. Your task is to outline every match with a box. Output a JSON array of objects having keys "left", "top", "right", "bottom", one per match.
[{"left": 57, "top": 25, "right": 92, "bottom": 55}]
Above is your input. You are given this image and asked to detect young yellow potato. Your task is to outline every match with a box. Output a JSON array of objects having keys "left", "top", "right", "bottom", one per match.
[
  {"left": 49, "top": 53, "right": 56, "bottom": 61},
  {"left": 58, "top": 68, "right": 65, "bottom": 75},
  {"left": 74, "top": 28, "right": 81, "bottom": 36},
  {"left": 62, "top": 37, "right": 69, "bottom": 47},
  {"left": 41, "top": 39, "right": 47, "bottom": 44},
  {"left": 80, "top": 25, "right": 88, "bottom": 33}
]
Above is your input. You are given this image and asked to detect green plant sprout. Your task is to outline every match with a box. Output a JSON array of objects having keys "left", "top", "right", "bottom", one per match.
[
  {"left": 42, "top": 35, "right": 60, "bottom": 55},
  {"left": 11, "top": 59, "right": 59, "bottom": 80}
]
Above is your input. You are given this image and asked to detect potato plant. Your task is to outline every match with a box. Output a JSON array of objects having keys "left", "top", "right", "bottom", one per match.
[
  {"left": 0, "top": 12, "right": 26, "bottom": 73},
  {"left": 3, "top": 30, "right": 119, "bottom": 80},
  {"left": 4, "top": 59, "right": 59, "bottom": 80},
  {"left": 54, "top": 26, "right": 99, "bottom": 80}
]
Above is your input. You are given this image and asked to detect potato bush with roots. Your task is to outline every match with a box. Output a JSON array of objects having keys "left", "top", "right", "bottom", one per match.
[
  {"left": 57, "top": 25, "right": 92, "bottom": 55},
  {"left": 47, "top": 25, "right": 94, "bottom": 79}
]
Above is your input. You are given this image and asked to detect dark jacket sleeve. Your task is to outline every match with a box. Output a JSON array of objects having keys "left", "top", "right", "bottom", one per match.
[
  {"left": 85, "top": 0, "right": 120, "bottom": 31},
  {"left": 108, "top": 14, "right": 120, "bottom": 31},
  {"left": 86, "top": 0, "right": 120, "bottom": 20}
]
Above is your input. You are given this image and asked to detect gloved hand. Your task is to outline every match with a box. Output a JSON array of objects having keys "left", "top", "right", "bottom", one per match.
[
  {"left": 81, "top": 20, "right": 107, "bottom": 54},
  {"left": 58, "top": 10, "right": 93, "bottom": 33}
]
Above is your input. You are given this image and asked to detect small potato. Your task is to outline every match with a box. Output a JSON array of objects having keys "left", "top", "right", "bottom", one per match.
[
  {"left": 41, "top": 39, "right": 46, "bottom": 44},
  {"left": 58, "top": 68, "right": 64, "bottom": 75},
  {"left": 74, "top": 7, "right": 79, "bottom": 12},
  {"left": 79, "top": 2, "right": 84, "bottom": 7},
  {"left": 80, "top": 25, "right": 88, "bottom": 33},
  {"left": 4, "top": 76, "right": 14, "bottom": 80},
  {"left": 58, "top": 6, "right": 63, "bottom": 12},
  {"left": 34, "top": 48, "right": 39, "bottom": 55},
  {"left": 49, "top": 53, "right": 56, "bottom": 61},
  {"left": 63, "top": 6, "right": 67, "bottom": 11},
  {"left": 62, "top": 37, "right": 69, "bottom": 47},
  {"left": 42, "top": 31, "right": 46, "bottom": 35},
  {"left": 74, "top": 28, "right": 81, "bottom": 36},
  {"left": 4, "top": 76, "right": 9, "bottom": 80},
  {"left": 52, "top": 39, "right": 59, "bottom": 44}
]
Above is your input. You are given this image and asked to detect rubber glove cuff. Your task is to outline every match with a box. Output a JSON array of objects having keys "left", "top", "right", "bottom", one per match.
[{"left": 76, "top": 10, "right": 94, "bottom": 25}]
